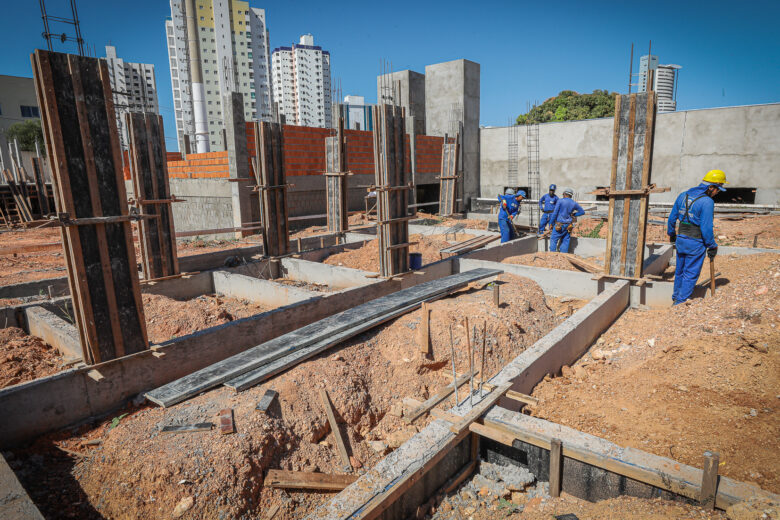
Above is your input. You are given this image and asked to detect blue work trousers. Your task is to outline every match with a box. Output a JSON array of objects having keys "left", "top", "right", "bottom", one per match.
[
  {"left": 550, "top": 226, "right": 571, "bottom": 252},
  {"left": 538, "top": 212, "right": 553, "bottom": 234},
  {"left": 498, "top": 217, "right": 516, "bottom": 243},
  {"left": 672, "top": 235, "right": 707, "bottom": 304}
]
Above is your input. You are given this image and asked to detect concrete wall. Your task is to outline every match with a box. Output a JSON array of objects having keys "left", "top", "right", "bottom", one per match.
[
  {"left": 480, "top": 103, "right": 780, "bottom": 204},
  {"left": 169, "top": 178, "right": 234, "bottom": 236},
  {"left": 376, "top": 70, "right": 426, "bottom": 135},
  {"left": 426, "top": 59, "right": 481, "bottom": 207}
]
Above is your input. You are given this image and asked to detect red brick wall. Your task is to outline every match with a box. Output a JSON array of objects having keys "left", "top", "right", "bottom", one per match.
[{"left": 166, "top": 124, "right": 446, "bottom": 180}]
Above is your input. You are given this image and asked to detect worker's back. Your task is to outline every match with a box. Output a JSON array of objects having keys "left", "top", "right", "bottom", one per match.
[{"left": 553, "top": 197, "right": 583, "bottom": 224}]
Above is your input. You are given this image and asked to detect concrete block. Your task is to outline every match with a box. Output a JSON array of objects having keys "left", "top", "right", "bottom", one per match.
[{"left": 24, "top": 306, "right": 82, "bottom": 362}]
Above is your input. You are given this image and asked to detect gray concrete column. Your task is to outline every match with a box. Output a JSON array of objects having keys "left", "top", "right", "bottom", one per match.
[{"left": 224, "top": 92, "right": 258, "bottom": 237}]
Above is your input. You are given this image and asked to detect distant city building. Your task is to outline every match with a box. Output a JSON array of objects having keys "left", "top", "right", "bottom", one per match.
[
  {"left": 342, "top": 95, "right": 373, "bottom": 131},
  {"left": 271, "top": 34, "right": 332, "bottom": 128},
  {"left": 654, "top": 64, "right": 681, "bottom": 112},
  {"left": 638, "top": 54, "right": 681, "bottom": 112},
  {"left": 638, "top": 54, "right": 659, "bottom": 93},
  {"left": 103, "top": 45, "right": 159, "bottom": 150},
  {"left": 0, "top": 75, "right": 40, "bottom": 169},
  {"left": 165, "top": 0, "right": 273, "bottom": 153}
]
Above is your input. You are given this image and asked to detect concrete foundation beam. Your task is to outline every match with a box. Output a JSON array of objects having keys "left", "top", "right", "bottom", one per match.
[
  {"left": 0, "top": 454, "right": 44, "bottom": 520},
  {"left": 281, "top": 258, "right": 378, "bottom": 290},
  {"left": 23, "top": 306, "right": 82, "bottom": 363},
  {"left": 212, "top": 270, "right": 319, "bottom": 306}
]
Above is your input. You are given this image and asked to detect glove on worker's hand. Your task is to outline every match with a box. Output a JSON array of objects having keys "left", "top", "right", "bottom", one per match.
[
  {"left": 707, "top": 247, "right": 718, "bottom": 259},
  {"left": 669, "top": 233, "right": 676, "bottom": 244}
]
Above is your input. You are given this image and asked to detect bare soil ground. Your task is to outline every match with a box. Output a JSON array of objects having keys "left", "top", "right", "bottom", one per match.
[
  {"left": 10, "top": 274, "right": 575, "bottom": 519},
  {"left": 323, "top": 233, "right": 477, "bottom": 272},
  {"left": 273, "top": 278, "right": 332, "bottom": 293},
  {"left": 143, "top": 293, "right": 273, "bottom": 345},
  {"left": 502, "top": 252, "right": 603, "bottom": 272},
  {"left": 0, "top": 327, "right": 64, "bottom": 388},
  {"left": 530, "top": 252, "right": 780, "bottom": 494},
  {"left": 574, "top": 215, "right": 780, "bottom": 248},
  {"left": 0, "top": 228, "right": 66, "bottom": 286}
]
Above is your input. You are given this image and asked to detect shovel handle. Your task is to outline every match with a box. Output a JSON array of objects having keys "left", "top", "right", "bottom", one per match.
[{"left": 709, "top": 257, "right": 716, "bottom": 296}]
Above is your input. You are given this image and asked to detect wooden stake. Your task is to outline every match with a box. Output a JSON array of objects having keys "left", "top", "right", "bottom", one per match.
[
  {"left": 550, "top": 438, "right": 562, "bottom": 498},
  {"left": 700, "top": 451, "right": 719, "bottom": 509},
  {"left": 449, "top": 324, "right": 459, "bottom": 406},
  {"left": 419, "top": 302, "right": 431, "bottom": 356},
  {"left": 493, "top": 284, "right": 500, "bottom": 307},
  {"left": 480, "top": 320, "right": 487, "bottom": 398},
  {"left": 319, "top": 388, "right": 352, "bottom": 472},
  {"left": 464, "top": 317, "right": 474, "bottom": 406}
]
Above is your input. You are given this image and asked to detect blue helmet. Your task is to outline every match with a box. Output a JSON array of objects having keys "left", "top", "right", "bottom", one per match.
[
  {"left": 549, "top": 184, "right": 557, "bottom": 191},
  {"left": 517, "top": 190, "right": 527, "bottom": 198}
]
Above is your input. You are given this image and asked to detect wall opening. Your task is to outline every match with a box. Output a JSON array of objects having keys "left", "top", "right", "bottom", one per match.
[
  {"left": 712, "top": 187, "right": 756, "bottom": 205},
  {"left": 502, "top": 186, "right": 530, "bottom": 198},
  {"left": 416, "top": 183, "right": 440, "bottom": 213}
]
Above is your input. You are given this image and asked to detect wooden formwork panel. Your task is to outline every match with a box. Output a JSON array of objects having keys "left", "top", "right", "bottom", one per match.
[
  {"left": 127, "top": 112, "right": 179, "bottom": 280},
  {"left": 372, "top": 104, "right": 410, "bottom": 277},
  {"left": 325, "top": 118, "right": 348, "bottom": 233},
  {"left": 604, "top": 92, "right": 657, "bottom": 278},
  {"left": 32, "top": 49, "right": 148, "bottom": 364},
  {"left": 438, "top": 134, "right": 460, "bottom": 217},
  {"left": 255, "top": 121, "right": 290, "bottom": 257}
]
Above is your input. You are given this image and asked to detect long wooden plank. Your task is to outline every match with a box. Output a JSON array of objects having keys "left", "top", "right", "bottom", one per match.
[
  {"left": 256, "top": 122, "right": 290, "bottom": 257},
  {"left": 30, "top": 158, "right": 52, "bottom": 216},
  {"left": 404, "top": 372, "right": 474, "bottom": 425},
  {"left": 264, "top": 470, "right": 357, "bottom": 491},
  {"left": 634, "top": 92, "right": 656, "bottom": 277},
  {"left": 146, "top": 269, "right": 502, "bottom": 407},
  {"left": 320, "top": 389, "right": 352, "bottom": 471}
]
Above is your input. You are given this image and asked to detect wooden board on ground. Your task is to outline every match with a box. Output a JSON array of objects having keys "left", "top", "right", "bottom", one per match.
[
  {"left": 263, "top": 469, "right": 357, "bottom": 491},
  {"left": 320, "top": 388, "right": 352, "bottom": 471},
  {"left": 256, "top": 389, "right": 278, "bottom": 413},
  {"left": 32, "top": 49, "right": 148, "bottom": 364},
  {"left": 604, "top": 92, "right": 657, "bottom": 278},
  {"left": 127, "top": 112, "right": 179, "bottom": 280},
  {"left": 440, "top": 234, "right": 498, "bottom": 258},
  {"left": 438, "top": 132, "right": 460, "bottom": 216},
  {"left": 372, "top": 104, "right": 410, "bottom": 276},
  {"left": 145, "top": 268, "right": 502, "bottom": 407},
  {"left": 255, "top": 121, "right": 290, "bottom": 257},
  {"left": 325, "top": 115, "right": 349, "bottom": 233}
]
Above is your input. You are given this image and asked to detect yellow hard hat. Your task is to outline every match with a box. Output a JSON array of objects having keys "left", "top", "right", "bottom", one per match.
[{"left": 702, "top": 169, "right": 728, "bottom": 185}]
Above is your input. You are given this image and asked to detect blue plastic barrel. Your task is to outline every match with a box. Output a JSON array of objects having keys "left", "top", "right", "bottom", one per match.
[{"left": 409, "top": 252, "right": 423, "bottom": 270}]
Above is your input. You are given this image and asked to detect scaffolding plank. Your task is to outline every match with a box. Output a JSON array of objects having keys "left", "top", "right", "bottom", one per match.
[
  {"left": 32, "top": 50, "right": 147, "bottom": 364},
  {"left": 145, "top": 268, "right": 501, "bottom": 407},
  {"left": 127, "top": 112, "right": 179, "bottom": 279},
  {"left": 605, "top": 92, "right": 657, "bottom": 278}
]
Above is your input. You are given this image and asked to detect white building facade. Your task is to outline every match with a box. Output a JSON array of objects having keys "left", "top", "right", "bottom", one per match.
[
  {"left": 166, "top": 0, "right": 272, "bottom": 152},
  {"left": 103, "top": 45, "right": 159, "bottom": 150},
  {"left": 638, "top": 54, "right": 681, "bottom": 112},
  {"left": 271, "top": 34, "right": 331, "bottom": 128},
  {"left": 342, "top": 95, "right": 373, "bottom": 131}
]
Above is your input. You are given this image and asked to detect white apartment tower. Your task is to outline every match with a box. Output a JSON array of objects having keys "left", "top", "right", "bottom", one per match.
[
  {"left": 166, "top": 0, "right": 272, "bottom": 152},
  {"left": 271, "top": 34, "right": 332, "bottom": 128},
  {"left": 638, "top": 54, "right": 681, "bottom": 112},
  {"left": 103, "top": 45, "right": 159, "bottom": 150}
]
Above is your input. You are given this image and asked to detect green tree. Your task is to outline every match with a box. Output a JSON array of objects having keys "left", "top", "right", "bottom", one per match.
[
  {"left": 515, "top": 90, "right": 618, "bottom": 125},
  {"left": 3, "top": 119, "right": 44, "bottom": 152}
]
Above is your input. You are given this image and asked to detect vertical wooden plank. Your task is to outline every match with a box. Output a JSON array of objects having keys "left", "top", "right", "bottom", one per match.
[
  {"left": 319, "top": 389, "right": 352, "bottom": 472},
  {"left": 618, "top": 94, "right": 636, "bottom": 275},
  {"left": 634, "top": 92, "right": 656, "bottom": 277},
  {"left": 603, "top": 95, "right": 621, "bottom": 272},
  {"left": 418, "top": 302, "right": 431, "bottom": 356},
  {"left": 549, "top": 438, "right": 562, "bottom": 498},
  {"left": 700, "top": 451, "right": 719, "bottom": 509},
  {"left": 31, "top": 158, "right": 51, "bottom": 215}
]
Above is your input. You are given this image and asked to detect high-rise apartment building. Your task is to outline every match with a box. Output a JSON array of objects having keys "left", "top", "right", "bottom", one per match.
[
  {"left": 271, "top": 34, "right": 331, "bottom": 128},
  {"left": 638, "top": 54, "right": 681, "bottom": 112},
  {"left": 637, "top": 54, "right": 659, "bottom": 94},
  {"left": 342, "top": 95, "right": 373, "bottom": 131},
  {"left": 166, "top": 0, "right": 272, "bottom": 153},
  {"left": 654, "top": 64, "right": 681, "bottom": 112},
  {"left": 103, "top": 45, "right": 159, "bottom": 150}
]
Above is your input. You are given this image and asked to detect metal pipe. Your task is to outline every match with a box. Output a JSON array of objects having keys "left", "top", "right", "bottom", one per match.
[{"left": 184, "top": 0, "right": 209, "bottom": 153}]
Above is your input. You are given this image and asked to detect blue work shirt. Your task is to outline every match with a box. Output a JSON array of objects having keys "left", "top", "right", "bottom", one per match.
[
  {"left": 497, "top": 194, "right": 521, "bottom": 220},
  {"left": 667, "top": 183, "right": 717, "bottom": 249},
  {"left": 539, "top": 193, "right": 559, "bottom": 213},
  {"left": 551, "top": 197, "right": 585, "bottom": 224}
]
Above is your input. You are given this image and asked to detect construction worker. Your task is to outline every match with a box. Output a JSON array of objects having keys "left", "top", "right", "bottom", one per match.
[
  {"left": 666, "top": 169, "right": 727, "bottom": 305},
  {"left": 497, "top": 188, "right": 526, "bottom": 243},
  {"left": 549, "top": 188, "right": 585, "bottom": 253},
  {"left": 537, "top": 184, "right": 559, "bottom": 236}
]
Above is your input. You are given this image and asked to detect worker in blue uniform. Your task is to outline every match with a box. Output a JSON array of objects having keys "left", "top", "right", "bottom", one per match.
[
  {"left": 667, "top": 169, "right": 728, "bottom": 305},
  {"left": 549, "top": 188, "right": 585, "bottom": 253},
  {"left": 497, "top": 188, "right": 526, "bottom": 243},
  {"left": 537, "top": 184, "right": 559, "bottom": 236}
]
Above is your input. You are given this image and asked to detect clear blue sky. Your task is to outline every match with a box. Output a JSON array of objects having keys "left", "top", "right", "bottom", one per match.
[{"left": 2, "top": 0, "right": 778, "bottom": 150}]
